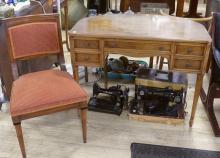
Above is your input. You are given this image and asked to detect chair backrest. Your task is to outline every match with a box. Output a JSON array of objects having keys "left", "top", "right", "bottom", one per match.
[
  {"left": 213, "top": 12, "right": 220, "bottom": 51},
  {"left": 159, "top": 10, "right": 213, "bottom": 33},
  {"left": 206, "top": 0, "right": 220, "bottom": 17},
  {"left": 120, "top": 0, "right": 175, "bottom": 15},
  {"left": 3, "top": 14, "right": 63, "bottom": 61}
]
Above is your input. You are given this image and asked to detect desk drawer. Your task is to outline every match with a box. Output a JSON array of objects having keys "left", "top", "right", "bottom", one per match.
[
  {"left": 75, "top": 53, "right": 100, "bottom": 65},
  {"left": 105, "top": 41, "right": 171, "bottom": 51},
  {"left": 173, "top": 59, "right": 202, "bottom": 70},
  {"left": 74, "top": 39, "right": 99, "bottom": 49},
  {"left": 176, "top": 45, "right": 204, "bottom": 56}
]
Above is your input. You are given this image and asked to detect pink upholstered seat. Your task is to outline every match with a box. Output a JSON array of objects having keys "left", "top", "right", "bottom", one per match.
[{"left": 10, "top": 70, "right": 87, "bottom": 119}]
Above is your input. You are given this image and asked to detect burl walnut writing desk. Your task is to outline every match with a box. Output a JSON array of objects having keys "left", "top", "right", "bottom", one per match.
[{"left": 68, "top": 14, "right": 211, "bottom": 127}]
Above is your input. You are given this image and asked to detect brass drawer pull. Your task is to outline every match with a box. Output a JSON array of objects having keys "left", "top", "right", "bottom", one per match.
[
  {"left": 187, "top": 48, "right": 193, "bottom": 54},
  {"left": 86, "top": 43, "right": 91, "bottom": 47},
  {"left": 110, "top": 42, "right": 116, "bottom": 48},
  {"left": 159, "top": 47, "right": 164, "bottom": 51},
  {"left": 84, "top": 57, "right": 90, "bottom": 61},
  {"left": 185, "top": 63, "right": 192, "bottom": 68}
]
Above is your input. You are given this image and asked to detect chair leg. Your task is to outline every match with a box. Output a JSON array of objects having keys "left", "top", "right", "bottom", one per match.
[
  {"left": 159, "top": 57, "right": 164, "bottom": 70},
  {"left": 14, "top": 123, "right": 26, "bottom": 158},
  {"left": 200, "top": 87, "right": 207, "bottom": 105},
  {"left": 167, "top": 60, "right": 170, "bottom": 70},
  {"left": 80, "top": 107, "right": 87, "bottom": 143},
  {"left": 104, "top": 56, "right": 108, "bottom": 89},
  {"left": 149, "top": 57, "right": 154, "bottom": 68},
  {"left": 206, "top": 85, "right": 220, "bottom": 136},
  {"left": 156, "top": 56, "right": 159, "bottom": 65},
  {"left": 206, "top": 54, "right": 212, "bottom": 73},
  {"left": 77, "top": 108, "right": 80, "bottom": 118}
]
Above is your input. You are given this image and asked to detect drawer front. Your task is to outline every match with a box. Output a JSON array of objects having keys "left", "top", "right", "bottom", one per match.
[
  {"left": 176, "top": 45, "right": 204, "bottom": 56},
  {"left": 74, "top": 39, "right": 99, "bottom": 49},
  {"left": 75, "top": 53, "right": 100, "bottom": 64},
  {"left": 173, "top": 59, "right": 202, "bottom": 70},
  {"left": 105, "top": 41, "right": 171, "bottom": 51}
]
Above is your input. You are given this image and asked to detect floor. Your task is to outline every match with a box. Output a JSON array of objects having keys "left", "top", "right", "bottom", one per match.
[
  {"left": 1, "top": 67, "right": 220, "bottom": 158},
  {"left": 1, "top": 1, "right": 220, "bottom": 158}
]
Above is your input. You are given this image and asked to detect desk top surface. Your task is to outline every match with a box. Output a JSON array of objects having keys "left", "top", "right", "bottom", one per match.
[{"left": 69, "top": 14, "right": 211, "bottom": 43}]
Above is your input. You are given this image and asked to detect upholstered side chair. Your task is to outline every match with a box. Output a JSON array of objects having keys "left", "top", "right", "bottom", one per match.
[
  {"left": 2, "top": 14, "right": 88, "bottom": 158},
  {"left": 200, "top": 12, "right": 220, "bottom": 137}
]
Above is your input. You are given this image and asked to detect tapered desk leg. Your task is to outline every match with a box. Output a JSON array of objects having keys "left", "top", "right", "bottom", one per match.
[
  {"left": 189, "top": 74, "right": 204, "bottom": 127},
  {"left": 73, "top": 64, "right": 79, "bottom": 82},
  {"left": 104, "top": 56, "right": 108, "bottom": 88}
]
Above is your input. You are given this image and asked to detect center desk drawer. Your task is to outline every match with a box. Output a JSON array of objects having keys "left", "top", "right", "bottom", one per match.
[
  {"left": 176, "top": 44, "right": 204, "bottom": 56},
  {"left": 173, "top": 58, "right": 202, "bottom": 71},
  {"left": 74, "top": 39, "right": 99, "bottom": 49},
  {"left": 105, "top": 41, "right": 171, "bottom": 51},
  {"left": 75, "top": 53, "right": 101, "bottom": 65}
]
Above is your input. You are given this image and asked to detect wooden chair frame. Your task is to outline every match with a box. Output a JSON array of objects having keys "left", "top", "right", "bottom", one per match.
[
  {"left": 200, "top": 12, "right": 220, "bottom": 136},
  {"left": 3, "top": 14, "right": 87, "bottom": 158},
  {"left": 60, "top": 0, "right": 89, "bottom": 82}
]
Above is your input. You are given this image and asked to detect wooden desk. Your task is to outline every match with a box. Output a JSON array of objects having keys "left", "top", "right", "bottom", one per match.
[{"left": 68, "top": 14, "right": 211, "bottom": 127}]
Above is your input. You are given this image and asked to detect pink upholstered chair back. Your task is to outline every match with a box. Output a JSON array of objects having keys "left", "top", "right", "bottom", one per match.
[{"left": 5, "top": 14, "right": 63, "bottom": 61}]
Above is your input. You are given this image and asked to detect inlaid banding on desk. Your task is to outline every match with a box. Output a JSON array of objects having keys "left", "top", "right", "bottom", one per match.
[
  {"left": 173, "top": 59, "right": 202, "bottom": 71},
  {"left": 104, "top": 41, "right": 171, "bottom": 51},
  {"left": 175, "top": 44, "right": 205, "bottom": 56},
  {"left": 74, "top": 53, "right": 101, "bottom": 65},
  {"left": 74, "top": 39, "right": 99, "bottom": 49}
]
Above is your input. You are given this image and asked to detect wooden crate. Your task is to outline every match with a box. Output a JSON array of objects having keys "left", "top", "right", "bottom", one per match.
[{"left": 128, "top": 113, "right": 184, "bottom": 125}]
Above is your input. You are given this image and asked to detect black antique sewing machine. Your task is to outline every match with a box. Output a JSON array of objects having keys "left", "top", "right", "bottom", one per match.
[
  {"left": 130, "top": 68, "right": 187, "bottom": 119},
  {"left": 88, "top": 83, "right": 129, "bottom": 115}
]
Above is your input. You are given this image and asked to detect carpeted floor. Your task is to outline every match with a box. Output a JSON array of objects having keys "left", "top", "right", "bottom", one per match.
[{"left": 131, "top": 143, "right": 220, "bottom": 158}]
